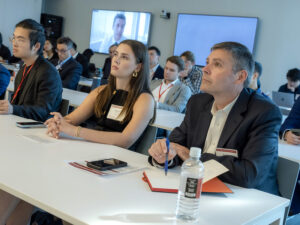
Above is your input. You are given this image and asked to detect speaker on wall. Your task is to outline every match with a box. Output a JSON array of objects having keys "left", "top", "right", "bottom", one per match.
[{"left": 40, "top": 13, "right": 63, "bottom": 39}]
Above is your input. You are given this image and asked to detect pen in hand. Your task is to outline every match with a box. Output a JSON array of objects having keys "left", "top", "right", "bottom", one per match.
[{"left": 165, "top": 138, "right": 170, "bottom": 176}]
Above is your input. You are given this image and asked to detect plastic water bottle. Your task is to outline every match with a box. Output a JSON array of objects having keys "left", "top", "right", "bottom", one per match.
[{"left": 176, "top": 147, "right": 204, "bottom": 222}]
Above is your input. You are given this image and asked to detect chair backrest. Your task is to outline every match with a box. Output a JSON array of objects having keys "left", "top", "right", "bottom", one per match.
[
  {"left": 135, "top": 126, "right": 157, "bottom": 155},
  {"left": 277, "top": 156, "right": 300, "bottom": 222},
  {"left": 59, "top": 99, "right": 70, "bottom": 116}
]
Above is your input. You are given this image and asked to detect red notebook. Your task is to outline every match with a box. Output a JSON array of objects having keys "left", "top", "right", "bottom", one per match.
[{"left": 143, "top": 171, "right": 232, "bottom": 194}]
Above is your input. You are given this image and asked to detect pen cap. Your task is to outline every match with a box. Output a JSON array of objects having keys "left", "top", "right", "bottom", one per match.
[{"left": 189, "top": 147, "right": 201, "bottom": 158}]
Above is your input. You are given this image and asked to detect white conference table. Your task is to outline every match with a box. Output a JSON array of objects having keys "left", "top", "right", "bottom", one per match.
[
  {"left": 279, "top": 141, "right": 300, "bottom": 163},
  {"left": 0, "top": 115, "right": 289, "bottom": 225},
  {"left": 78, "top": 76, "right": 93, "bottom": 87},
  {"left": 6, "top": 81, "right": 88, "bottom": 108},
  {"left": 0, "top": 62, "right": 20, "bottom": 73}
]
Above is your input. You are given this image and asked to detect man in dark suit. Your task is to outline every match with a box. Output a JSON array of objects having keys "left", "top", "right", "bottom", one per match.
[
  {"left": 149, "top": 42, "right": 281, "bottom": 195},
  {"left": 148, "top": 46, "right": 164, "bottom": 80},
  {"left": 52, "top": 37, "right": 82, "bottom": 90},
  {"left": 0, "top": 19, "right": 62, "bottom": 122},
  {"left": 70, "top": 42, "right": 89, "bottom": 78},
  {"left": 0, "top": 18, "right": 62, "bottom": 225}
]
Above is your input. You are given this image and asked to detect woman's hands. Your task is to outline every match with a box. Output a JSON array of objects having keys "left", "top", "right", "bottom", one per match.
[{"left": 45, "top": 112, "right": 76, "bottom": 138}]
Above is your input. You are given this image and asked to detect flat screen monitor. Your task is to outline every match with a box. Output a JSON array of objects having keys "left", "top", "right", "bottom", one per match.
[
  {"left": 174, "top": 14, "right": 258, "bottom": 66},
  {"left": 89, "top": 9, "right": 151, "bottom": 54}
]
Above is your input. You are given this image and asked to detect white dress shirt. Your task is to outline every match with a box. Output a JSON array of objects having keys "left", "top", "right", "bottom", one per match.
[
  {"left": 203, "top": 95, "right": 239, "bottom": 155},
  {"left": 152, "top": 79, "right": 177, "bottom": 103}
]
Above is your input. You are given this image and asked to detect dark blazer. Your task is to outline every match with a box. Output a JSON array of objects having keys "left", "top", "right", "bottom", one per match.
[
  {"left": 168, "top": 88, "right": 282, "bottom": 195},
  {"left": 12, "top": 56, "right": 62, "bottom": 122},
  {"left": 280, "top": 97, "right": 300, "bottom": 136},
  {"left": 75, "top": 53, "right": 89, "bottom": 78},
  {"left": 53, "top": 57, "right": 82, "bottom": 90},
  {"left": 152, "top": 65, "right": 164, "bottom": 80},
  {"left": 0, "top": 64, "right": 11, "bottom": 96}
]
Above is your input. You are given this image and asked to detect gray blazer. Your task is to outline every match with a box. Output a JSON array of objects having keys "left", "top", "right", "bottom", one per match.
[{"left": 150, "top": 79, "right": 191, "bottom": 113}]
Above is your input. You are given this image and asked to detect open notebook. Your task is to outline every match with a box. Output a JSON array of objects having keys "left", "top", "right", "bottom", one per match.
[{"left": 143, "top": 159, "right": 232, "bottom": 193}]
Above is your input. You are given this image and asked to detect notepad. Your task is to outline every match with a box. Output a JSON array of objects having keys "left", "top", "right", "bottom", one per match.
[{"left": 143, "top": 159, "right": 232, "bottom": 193}]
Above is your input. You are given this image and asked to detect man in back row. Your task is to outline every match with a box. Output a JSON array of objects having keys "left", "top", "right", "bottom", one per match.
[
  {"left": 150, "top": 56, "right": 191, "bottom": 113},
  {"left": 149, "top": 42, "right": 281, "bottom": 195},
  {"left": 0, "top": 19, "right": 62, "bottom": 122},
  {"left": 51, "top": 37, "right": 82, "bottom": 90}
]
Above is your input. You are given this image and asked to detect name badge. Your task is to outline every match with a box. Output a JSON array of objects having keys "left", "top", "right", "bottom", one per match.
[
  {"left": 216, "top": 148, "right": 238, "bottom": 158},
  {"left": 107, "top": 104, "right": 125, "bottom": 122}
]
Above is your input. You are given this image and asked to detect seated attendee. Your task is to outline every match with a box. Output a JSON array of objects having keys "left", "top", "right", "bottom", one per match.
[
  {"left": 0, "top": 64, "right": 10, "bottom": 98},
  {"left": 0, "top": 19, "right": 62, "bottom": 121},
  {"left": 179, "top": 51, "right": 203, "bottom": 94},
  {"left": 278, "top": 68, "right": 300, "bottom": 95},
  {"left": 82, "top": 48, "right": 94, "bottom": 63},
  {"left": 148, "top": 46, "right": 164, "bottom": 80},
  {"left": 46, "top": 40, "right": 155, "bottom": 149},
  {"left": 0, "top": 32, "right": 11, "bottom": 61},
  {"left": 150, "top": 56, "right": 191, "bottom": 113},
  {"left": 0, "top": 18, "right": 62, "bottom": 225},
  {"left": 102, "top": 43, "right": 118, "bottom": 84},
  {"left": 70, "top": 42, "right": 89, "bottom": 78},
  {"left": 148, "top": 42, "right": 281, "bottom": 195},
  {"left": 248, "top": 61, "right": 269, "bottom": 98},
  {"left": 43, "top": 38, "right": 58, "bottom": 61},
  {"left": 52, "top": 37, "right": 82, "bottom": 90}
]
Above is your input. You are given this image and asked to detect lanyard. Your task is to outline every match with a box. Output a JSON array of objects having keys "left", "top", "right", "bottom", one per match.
[
  {"left": 158, "top": 82, "right": 173, "bottom": 101},
  {"left": 11, "top": 63, "right": 35, "bottom": 103}
]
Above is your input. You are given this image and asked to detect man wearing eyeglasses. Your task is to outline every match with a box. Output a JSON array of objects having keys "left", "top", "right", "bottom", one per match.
[
  {"left": 0, "top": 19, "right": 62, "bottom": 122},
  {"left": 51, "top": 37, "right": 82, "bottom": 90}
]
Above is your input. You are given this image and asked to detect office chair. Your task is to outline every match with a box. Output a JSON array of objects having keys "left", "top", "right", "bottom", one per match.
[
  {"left": 59, "top": 99, "right": 70, "bottom": 116},
  {"left": 277, "top": 156, "right": 300, "bottom": 224}
]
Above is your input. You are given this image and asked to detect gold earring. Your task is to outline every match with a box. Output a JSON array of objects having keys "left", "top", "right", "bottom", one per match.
[{"left": 132, "top": 71, "right": 138, "bottom": 77}]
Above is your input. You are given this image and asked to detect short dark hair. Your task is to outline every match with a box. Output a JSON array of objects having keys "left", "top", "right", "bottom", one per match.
[
  {"left": 166, "top": 56, "right": 185, "bottom": 72},
  {"left": 109, "top": 43, "right": 118, "bottom": 50},
  {"left": 57, "top": 37, "right": 73, "bottom": 49},
  {"left": 113, "top": 14, "right": 126, "bottom": 26},
  {"left": 254, "top": 61, "right": 262, "bottom": 77},
  {"left": 148, "top": 46, "right": 161, "bottom": 56},
  {"left": 286, "top": 68, "right": 300, "bottom": 82},
  {"left": 211, "top": 42, "right": 254, "bottom": 87},
  {"left": 180, "top": 51, "right": 195, "bottom": 64},
  {"left": 15, "top": 19, "right": 45, "bottom": 56}
]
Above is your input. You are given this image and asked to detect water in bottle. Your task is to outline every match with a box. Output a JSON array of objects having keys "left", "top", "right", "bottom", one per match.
[{"left": 176, "top": 147, "right": 204, "bottom": 222}]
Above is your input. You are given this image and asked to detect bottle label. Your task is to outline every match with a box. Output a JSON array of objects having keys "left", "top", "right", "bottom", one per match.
[{"left": 184, "top": 177, "right": 203, "bottom": 198}]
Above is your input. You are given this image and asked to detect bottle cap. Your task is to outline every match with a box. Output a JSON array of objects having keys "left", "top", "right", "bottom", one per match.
[{"left": 190, "top": 147, "right": 201, "bottom": 158}]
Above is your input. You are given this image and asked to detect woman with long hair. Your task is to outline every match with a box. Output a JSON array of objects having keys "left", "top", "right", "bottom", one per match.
[
  {"left": 46, "top": 39, "right": 155, "bottom": 148},
  {"left": 43, "top": 38, "right": 58, "bottom": 61}
]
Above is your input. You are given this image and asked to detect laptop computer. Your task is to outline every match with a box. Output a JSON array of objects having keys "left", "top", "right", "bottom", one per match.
[{"left": 272, "top": 91, "right": 295, "bottom": 108}]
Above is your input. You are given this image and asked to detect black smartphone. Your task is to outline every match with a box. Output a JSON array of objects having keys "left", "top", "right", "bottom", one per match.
[
  {"left": 291, "top": 129, "right": 300, "bottom": 136},
  {"left": 16, "top": 121, "right": 46, "bottom": 128},
  {"left": 86, "top": 158, "right": 128, "bottom": 171}
]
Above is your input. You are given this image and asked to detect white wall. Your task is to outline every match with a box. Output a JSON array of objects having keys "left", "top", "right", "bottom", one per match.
[
  {"left": 0, "top": 0, "right": 43, "bottom": 48},
  {"left": 43, "top": 0, "right": 300, "bottom": 92}
]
